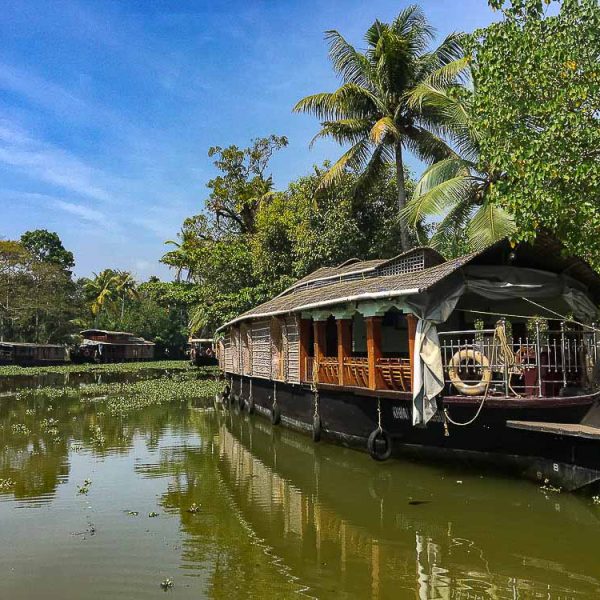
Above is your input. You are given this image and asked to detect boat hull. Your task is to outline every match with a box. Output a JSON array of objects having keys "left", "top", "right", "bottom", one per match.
[{"left": 226, "top": 373, "right": 600, "bottom": 490}]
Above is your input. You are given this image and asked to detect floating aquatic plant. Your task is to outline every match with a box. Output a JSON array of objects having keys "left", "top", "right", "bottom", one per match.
[
  {"left": 0, "top": 478, "right": 15, "bottom": 491},
  {"left": 160, "top": 578, "right": 174, "bottom": 591},
  {"left": 77, "top": 479, "right": 92, "bottom": 495}
]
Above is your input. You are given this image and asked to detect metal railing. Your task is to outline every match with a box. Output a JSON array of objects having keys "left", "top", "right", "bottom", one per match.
[{"left": 439, "top": 325, "right": 599, "bottom": 397}]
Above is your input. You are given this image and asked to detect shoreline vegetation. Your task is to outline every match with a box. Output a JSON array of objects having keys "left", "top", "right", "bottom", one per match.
[{"left": 0, "top": 359, "right": 200, "bottom": 377}]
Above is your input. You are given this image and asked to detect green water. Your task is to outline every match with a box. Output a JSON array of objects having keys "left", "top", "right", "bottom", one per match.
[{"left": 1, "top": 369, "right": 599, "bottom": 599}]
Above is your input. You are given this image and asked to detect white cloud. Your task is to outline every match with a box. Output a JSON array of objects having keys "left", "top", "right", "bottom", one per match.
[
  {"left": 0, "top": 119, "right": 115, "bottom": 202},
  {"left": 53, "top": 200, "right": 108, "bottom": 226}
]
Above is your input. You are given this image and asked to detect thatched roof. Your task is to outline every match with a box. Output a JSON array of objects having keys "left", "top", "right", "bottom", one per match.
[
  {"left": 218, "top": 235, "right": 600, "bottom": 332},
  {"left": 280, "top": 247, "right": 445, "bottom": 296},
  {"left": 220, "top": 252, "right": 475, "bottom": 329}
]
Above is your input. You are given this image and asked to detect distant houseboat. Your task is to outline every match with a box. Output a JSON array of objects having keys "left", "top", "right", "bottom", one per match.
[
  {"left": 217, "top": 236, "right": 600, "bottom": 489},
  {"left": 188, "top": 338, "right": 217, "bottom": 366},
  {"left": 71, "top": 329, "right": 155, "bottom": 363},
  {"left": 0, "top": 342, "right": 67, "bottom": 366}
]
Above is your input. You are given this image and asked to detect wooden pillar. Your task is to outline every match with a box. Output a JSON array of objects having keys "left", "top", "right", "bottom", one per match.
[
  {"left": 366, "top": 317, "right": 383, "bottom": 390},
  {"left": 337, "top": 319, "right": 352, "bottom": 386},
  {"left": 406, "top": 313, "right": 418, "bottom": 392},
  {"left": 313, "top": 320, "right": 326, "bottom": 383},
  {"left": 299, "top": 318, "right": 312, "bottom": 382}
]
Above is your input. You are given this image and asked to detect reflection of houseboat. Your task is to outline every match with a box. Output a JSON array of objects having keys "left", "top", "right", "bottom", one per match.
[
  {"left": 188, "top": 338, "right": 217, "bottom": 366},
  {"left": 0, "top": 342, "right": 66, "bottom": 366},
  {"left": 71, "top": 329, "right": 155, "bottom": 363},
  {"left": 217, "top": 236, "right": 600, "bottom": 489},
  {"left": 217, "top": 415, "right": 600, "bottom": 598}
]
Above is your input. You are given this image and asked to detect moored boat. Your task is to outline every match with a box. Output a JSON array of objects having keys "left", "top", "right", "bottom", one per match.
[
  {"left": 216, "top": 235, "right": 600, "bottom": 489},
  {"left": 70, "top": 329, "right": 155, "bottom": 363},
  {"left": 0, "top": 342, "right": 67, "bottom": 366},
  {"left": 188, "top": 337, "right": 217, "bottom": 366}
]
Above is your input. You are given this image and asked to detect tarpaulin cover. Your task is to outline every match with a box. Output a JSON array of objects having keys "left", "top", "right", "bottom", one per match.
[{"left": 407, "top": 266, "right": 597, "bottom": 426}]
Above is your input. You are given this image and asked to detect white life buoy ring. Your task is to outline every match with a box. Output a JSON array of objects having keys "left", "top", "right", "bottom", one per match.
[{"left": 448, "top": 348, "right": 491, "bottom": 396}]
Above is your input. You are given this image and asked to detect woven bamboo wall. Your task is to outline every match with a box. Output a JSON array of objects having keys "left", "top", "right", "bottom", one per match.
[
  {"left": 222, "top": 315, "right": 301, "bottom": 383},
  {"left": 232, "top": 327, "right": 242, "bottom": 374},
  {"left": 241, "top": 323, "right": 252, "bottom": 375},
  {"left": 223, "top": 330, "right": 233, "bottom": 372},
  {"left": 251, "top": 319, "right": 271, "bottom": 378},
  {"left": 285, "top": 315, "right": 300, "bottom": 384}
]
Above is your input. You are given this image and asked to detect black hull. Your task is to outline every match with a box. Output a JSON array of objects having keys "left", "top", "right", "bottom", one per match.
[{"left": 226, "top": 373, "right": 600, "bottom": 491}]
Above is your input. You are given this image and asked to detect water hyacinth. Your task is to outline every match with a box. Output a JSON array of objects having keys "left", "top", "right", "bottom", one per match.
[{"left": 0, "top": 360, "right": 198, "bottom": 378}]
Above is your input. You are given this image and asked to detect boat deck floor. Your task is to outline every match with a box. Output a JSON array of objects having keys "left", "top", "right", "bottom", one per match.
[{"left": 507, "top": 420, "right": 600, "bottom": 440}]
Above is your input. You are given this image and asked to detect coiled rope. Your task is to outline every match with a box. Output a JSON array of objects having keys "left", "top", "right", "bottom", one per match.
[{"left": 444, "top": 320, "right": 519, "bottom": 428}]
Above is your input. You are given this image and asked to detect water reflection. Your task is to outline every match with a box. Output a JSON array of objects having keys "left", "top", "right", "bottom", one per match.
[
  {"left": 1, "top": 381, "right": 600, "bottom": 598},
  {"left": 215, "top": 414, "right": 600, "bottom": 599}
]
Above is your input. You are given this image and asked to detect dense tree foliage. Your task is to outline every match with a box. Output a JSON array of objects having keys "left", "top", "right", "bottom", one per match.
[
  {"left": 0, "top": 238, "right": 80, "bottom": 343},
  {"left": 162, "top": 138, "right": 417, "bottom": 333},
  {"left": 20, "top": 229, "right": 75, "bottom": 271},
  {"left": 470, "top": 0, "right": 600, "bottom": 266}
]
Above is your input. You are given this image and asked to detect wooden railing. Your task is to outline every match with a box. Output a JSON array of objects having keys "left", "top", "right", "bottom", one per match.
[
  {"left": 376, "top": 358, "right": 411, "bottom": 392},
  {"left": 302, "top": 355, "right": 412, "bottom": 393},
  {"left": 343, "top": 357, "right": 369, "bottom": 387},
  {"left": 317, "top": 357, "right": 339, "bottom": 384}
]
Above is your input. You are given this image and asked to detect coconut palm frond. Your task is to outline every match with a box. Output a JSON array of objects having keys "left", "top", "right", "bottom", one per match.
[
  {"left": 325, "top": 30, "right": 375, "bottom": 89},
  {"left": 354, "top": 142, "right": 393, "bottom": 197},
  {"left": 424, "top": 31, "right": 466, "bottom": 70},
  {"left": 467, "top": 202, "right": 517, "bottom": 251},
  {"left": 403, "top": 126, "right": 454, "bottom": 163},
  {"left": 429, "top": 195, "right": 476, "bottom": 249},
  {"left": 317, "top": 140, "right": 372, "bottom": 190},
  {"left": 403, "top": 174, "right": 477, "bottom": 227},
  {"left": 370, "top": 116, "right": 400, "bottom": 144},
  {"left": 310, "top": 118, "right": 372, "bottom": 148},
  {"left": 390, "top": 5, "right": 434, "bottom": 52},
  {"left": 412, "top": 157, "right": 473, "bottom": 198},
  {"left": 423, "top": 55, "right": 471, "bottom": 88}
]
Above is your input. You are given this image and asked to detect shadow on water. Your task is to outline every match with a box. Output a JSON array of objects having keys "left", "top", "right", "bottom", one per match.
[{"left": 1, "top": 375, "right": 600, "bottom": 598}]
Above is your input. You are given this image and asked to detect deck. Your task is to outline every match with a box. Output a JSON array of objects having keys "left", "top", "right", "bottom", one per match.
[{"left": 507, "top": 420, "right": 600, "bottom": 440}]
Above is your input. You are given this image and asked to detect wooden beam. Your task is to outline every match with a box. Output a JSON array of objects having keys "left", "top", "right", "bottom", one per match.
[
  {"left": 299, "top": 318, "right": 312, "bottom": 382},
  {"left": 366, "top": 317, "right": 383, "bottom": 390},
  {"left": 406, "top": 313, "right": 418, "bottom": 392},
  {"left": 337, "top": 319, "right": 352, "bottom": 386},
  {"left": 313, "top": 320, "right": 326, "bottom": 383}
]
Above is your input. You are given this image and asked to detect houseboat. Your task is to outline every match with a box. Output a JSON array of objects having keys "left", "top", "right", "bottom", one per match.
[
  {"left": 0, "top": 342, "right": 67, "bottom": 366},
  {"left": 188, "top": 337, "right": 217, "bottom": 366},
  {"left": 217, "top": 235, "right": 600, "bottom": 489},
  {"left": 71, "top": 329, "right": 155, "bottom": 363}
]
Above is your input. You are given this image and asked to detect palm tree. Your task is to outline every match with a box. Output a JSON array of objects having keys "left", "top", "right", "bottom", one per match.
[
  {"left": 402, "top": 59, "right": 516, "bottom": 253},
  {"left": 294, "top": 5, "right": 464, "bottom": 251},
  {"left": 113, "top": 271, "right": 138, "bottom": 322},
  {"left": 83, "top": 269, "right": 119, "bottom": 324}
]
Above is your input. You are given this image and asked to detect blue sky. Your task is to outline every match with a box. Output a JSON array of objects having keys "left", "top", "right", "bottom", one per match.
[{"left": 0, "top": 0, "right": 497, "bottom": 280}]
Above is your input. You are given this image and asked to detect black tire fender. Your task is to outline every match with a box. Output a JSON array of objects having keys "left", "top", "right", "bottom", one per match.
[
  {"left": 367, "top": 429, "right": 392, "bottom": 462},
  {"left": 312, "top": 413, "right": 322, "bottom": 442}
]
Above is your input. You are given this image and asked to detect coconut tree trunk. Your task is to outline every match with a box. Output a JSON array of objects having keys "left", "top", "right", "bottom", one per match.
[{"left": 395, "top": 141, "right": 411, "bottom": 251}]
